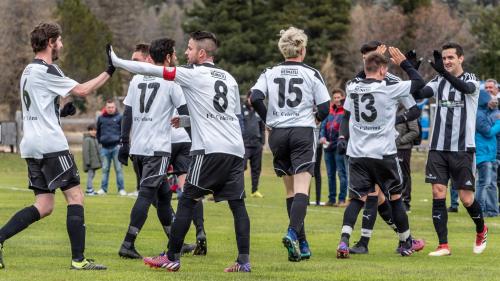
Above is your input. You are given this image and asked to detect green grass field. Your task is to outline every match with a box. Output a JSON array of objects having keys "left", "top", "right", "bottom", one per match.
[{"left": 0, "top": 151, "right": 499, "bottom": 281}]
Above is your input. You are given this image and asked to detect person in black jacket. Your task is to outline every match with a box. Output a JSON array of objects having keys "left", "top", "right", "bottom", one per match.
[
  {"left": 242, "top": 91, "right": 265, "bottom": 198},
  {"left": 96, "top": 100, "right": 126, "bottom": 195}
]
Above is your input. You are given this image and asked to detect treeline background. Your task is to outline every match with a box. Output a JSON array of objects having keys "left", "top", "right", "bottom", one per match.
[{"left": 1, "top": 0, "right": 500, "bottom": 119}]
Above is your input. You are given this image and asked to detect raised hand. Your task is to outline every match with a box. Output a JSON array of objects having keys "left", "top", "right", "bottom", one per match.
[
  {"left": 429, "top": 50, "right": 446, "bottom": 74},
  {"left": 405, "top": 50, "right": 422, "bottom": 70},
  {"left": 105, "top": 44, "right": 115, "bottom": 76},
  {"left": 388, "top": 46, "right": 406, "bottom": 66}
]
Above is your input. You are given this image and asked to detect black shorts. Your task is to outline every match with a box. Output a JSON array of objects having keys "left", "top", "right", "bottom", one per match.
[
  {"left": 183, "top": 153, "right": 245, "bottom": 202},
  {"left": 131, "top": 155, "right": 170, "bottom": 189},
  {"left": 425, "top": 150, "right": 475, "bottom": 190},
  {"left": 26, "top": 150, "right": 80, "bottom": 195},
  {"left": 348, "top": 155, "right": 403, "bottom": 198},
  {"left": 169, "top": 142, "right": 191, "bottom": 175},
  {"left": 268, "top": 127, "right": 317, "bottom": 177}
]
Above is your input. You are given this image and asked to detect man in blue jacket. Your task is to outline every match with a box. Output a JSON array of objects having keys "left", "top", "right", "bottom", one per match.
[
  {"left": 475, "top": 90, "right": 500, "bottom": 217},
  {"left": 96, "top": 100, "right": 126, "bottom": 195}
]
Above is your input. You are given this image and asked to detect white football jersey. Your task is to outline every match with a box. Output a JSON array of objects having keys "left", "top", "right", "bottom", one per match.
[
  {"left": 124, "top": 74, "right": 186, "bottom": 156},
  {"left": 251, "top": 61, "right": 331, "bottom": 128},
  {"left": 19, "top": 59, "right": 78, "bottom": 159},
  {"left": 344, "top": 78, "right": 416, "bottom": 159},
  {"left": 172, "top": 63, "right": 244, "bottom": 157},
  {"left": 171, "top": 109, "right": 191, "bottom": 144}
]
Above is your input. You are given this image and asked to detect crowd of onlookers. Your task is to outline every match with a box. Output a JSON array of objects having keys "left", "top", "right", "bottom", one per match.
[{"left": 82, "top": 79, "right": 500, "bottom": 218}]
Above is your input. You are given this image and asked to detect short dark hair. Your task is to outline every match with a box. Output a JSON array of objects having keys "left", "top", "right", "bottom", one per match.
[
  {"left": 364, "top": 53, "right": 389, "bottom": 73},
  {"left": 190, "top": 31, "right": 219, "bottom": 47},
  {"left": 134, "top": 43, "right": 150, "bottom": 55},
  {"left": 360, "top": 40, "right": 382, "bottom": 54},
  {"left": 190, "top": 31, "right": 219, "bottom": 57},
  {"left": 105, "top": 99, "right": 115, "bottom": 105},
  {"left": 442, "top": 42, "right": 464, "bottom": 57},
  {"left": 87, "top": 123, "right": 97, "bottom": 131},
  {"left": 149, "top": 38, "right": 175, "bottom": 64},
  {"left": 30, "top": 23, "right": 62, "bottom": 53}
]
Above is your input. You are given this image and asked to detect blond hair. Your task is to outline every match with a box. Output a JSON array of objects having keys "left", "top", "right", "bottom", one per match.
[{"left": 278, "top": 27, "right": 308, "bottom": 59}]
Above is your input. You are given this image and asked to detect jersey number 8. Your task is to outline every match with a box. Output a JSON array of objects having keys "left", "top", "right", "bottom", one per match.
[{"left": 213, "top": 80, "right": 228, "bottom": 113}]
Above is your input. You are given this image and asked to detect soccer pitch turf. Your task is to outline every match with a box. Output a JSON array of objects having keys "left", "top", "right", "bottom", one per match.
[{"left": 0, "top": 152, "right": 499, "bottom": 281}]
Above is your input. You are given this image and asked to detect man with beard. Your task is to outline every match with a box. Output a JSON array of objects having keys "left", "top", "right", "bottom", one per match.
[{"left": 0, "top": 22, "right": 112, "bottom": 270}]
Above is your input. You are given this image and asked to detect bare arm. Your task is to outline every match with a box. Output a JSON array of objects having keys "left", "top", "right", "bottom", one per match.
[{"left": 71, "top": 72, "right": 111, "bottom": 97}]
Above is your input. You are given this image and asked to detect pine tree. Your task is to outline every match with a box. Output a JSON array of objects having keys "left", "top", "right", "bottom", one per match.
[
  {"left": 472, "top": 5, "right": 500, "bottom": 79},
  {"left": 56, "top": 0, "right": 122, "bottom": 106},
  {"left": 183, "top": 0, "right": 351, "bottom": 92}
]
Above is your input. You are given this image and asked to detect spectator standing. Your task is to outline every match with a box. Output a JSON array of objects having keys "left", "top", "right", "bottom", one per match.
[
  {"left": 395, "top": 104, "right": 420, "bottom": 212},
  {"left": 242, "top": 91, "right": 265, "bottom": 198},
  {"left": 319, "top": 89, "right": 347, "bottom": 207},
  {"left": 484, "top": 79, "right": 500, "bottom": 204},
  {"left": 96, "top": 100, "right": 126, "bottom": 195},
  {"left": 475, "top": 89, "right": 500, "bottom": 217},
  {"left": 82, "top": 124, "right": 101, "bottom": 195}
]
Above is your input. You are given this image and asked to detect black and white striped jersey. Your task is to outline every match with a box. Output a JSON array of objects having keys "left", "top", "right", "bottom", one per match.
[{"left": 427, "top": 72, "right": 480, "bottom": 152}]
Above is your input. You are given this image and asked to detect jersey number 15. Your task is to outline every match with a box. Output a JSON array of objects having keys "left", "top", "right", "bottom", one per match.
[{"left": 273, "top": 78, "right": 303, "bottom": 108}]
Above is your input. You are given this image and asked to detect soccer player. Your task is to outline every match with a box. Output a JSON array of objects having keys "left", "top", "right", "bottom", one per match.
[
  {"left": 250, "top": 27, "right": 331, "bottom": 262},
  {"left": 169, "top": 112, "right": 207, "bottom": 256},
  {"left": 128, "top": 43, "right": 151, "bottom": 198},
  {"left": 117, "top": 38, "right": 190, "bottom": 259},
  {"left": 131, "top": 43, "right": 152, "bottom": 63},
  {"left": 346, "top": 41, "right": 423, "bottom": 255},
  {"left": 336, "top": 48, "right": 425, "bottom": 258},
  {"left": 0, "top": 22, "right": 112, "bottom": 270},
  {"left": 109, "top": 31, "right": 251, "bottom": 272},
  {"left": 420, "top": 43, "right": 486, "bottom": 256}
]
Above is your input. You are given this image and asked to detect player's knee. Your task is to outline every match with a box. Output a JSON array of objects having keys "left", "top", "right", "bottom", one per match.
[
  {"left": 459, "top": 192, "right": 474, "bottom": 207},
  {"left": 432, "top": 184, "right": 447, "bottom": 199},
  {"left": 37, "top": 204, "right": 54, "bottom": 218}
]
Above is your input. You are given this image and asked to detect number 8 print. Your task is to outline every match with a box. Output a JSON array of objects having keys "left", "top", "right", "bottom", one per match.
[{"left": 213, "top": 80, "right": 228, "bottom": 113}]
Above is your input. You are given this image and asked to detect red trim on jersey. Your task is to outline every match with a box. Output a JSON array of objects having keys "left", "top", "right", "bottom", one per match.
[{"left": 163, "top": 67, "right": 176, "bottom": 81}]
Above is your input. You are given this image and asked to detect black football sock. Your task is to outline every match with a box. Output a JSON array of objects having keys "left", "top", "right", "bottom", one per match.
[
  {"left": 288, "top": 193, "right": 308, "bottom": 236},
  {"left": 167, "top": 196, "right": 197, "bottom": 261},
  {"left": 360, "top": 196, "right": 378, "bottom": 247},
  {"left": 432, "top": 198, "right": 448, "bottom": 244},
  {"left": 465, "top": 200, "right": 485, "bottom": 233},
  {"left": 123, "top": 190, "right": 154, "bottom": 247},
  {"left": 156, "top": 185, "right": 173, "bottom": 241},
  {"left": 341, "top": 199, "right": 364, "bottom": 241},
  {"left": 67, "top": 204, "right": 85, "bottom": 262},
  {"left": 389, "top": 198, "right": 411, "bottom": 242},
  {"left": 0, "top": 205, "right": 40, "bottom": 244},
  {"left": 228, "top": 199, "right": 250, "bottom": 263},
  {"left": 286, "top": 197, "right": 305, "bottom": 240},
  {"left": 377, "top": 198, "right": 398, "bottom": 232},
  {"left": 193, "top": 200, "right": 205, "bottom": 235}
]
